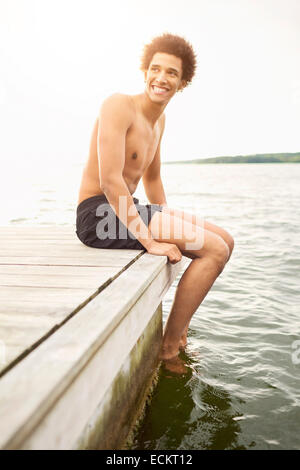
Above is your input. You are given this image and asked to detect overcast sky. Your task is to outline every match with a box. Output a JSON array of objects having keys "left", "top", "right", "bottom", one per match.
[{"left": 1, "top": 0, "right": 299, "bottom": 172}]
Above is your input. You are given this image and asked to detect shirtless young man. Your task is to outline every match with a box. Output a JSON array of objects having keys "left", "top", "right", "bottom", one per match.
[{"left": 76, "top": 33, "right": 234, "bottom": 369}]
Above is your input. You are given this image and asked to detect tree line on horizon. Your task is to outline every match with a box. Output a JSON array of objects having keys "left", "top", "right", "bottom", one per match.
[{"left": 165, "top": 152, "right": 300, "bottom": 164}]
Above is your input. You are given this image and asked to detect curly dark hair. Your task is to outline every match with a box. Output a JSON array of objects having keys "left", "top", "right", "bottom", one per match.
[{"left": 140, "top": 33, "right": 197, "bottom": 88}]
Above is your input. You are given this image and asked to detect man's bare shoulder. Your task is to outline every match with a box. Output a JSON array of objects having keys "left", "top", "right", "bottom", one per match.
[{"left": 100, "top": 93, "right": 135, "bottom": 119}]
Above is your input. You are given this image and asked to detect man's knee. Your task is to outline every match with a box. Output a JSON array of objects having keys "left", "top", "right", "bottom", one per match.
[
  {"left": 218, "top": 228, "right": 234, "bottom": 256},
  {"left": 210, "top": 237, "right": 230, "bottom": 272},
  {"left": 226, "top": 232, "right": 234, "bottom": 255}
]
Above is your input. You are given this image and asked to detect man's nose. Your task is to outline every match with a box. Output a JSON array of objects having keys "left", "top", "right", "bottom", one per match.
[{"left": 157, "top": 71, "right": 167, "bottom": 82}]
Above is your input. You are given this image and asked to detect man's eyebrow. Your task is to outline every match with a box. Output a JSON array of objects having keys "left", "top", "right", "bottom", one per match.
[{"left": 150, "top": 64, "right": 180, "bottom": 73}]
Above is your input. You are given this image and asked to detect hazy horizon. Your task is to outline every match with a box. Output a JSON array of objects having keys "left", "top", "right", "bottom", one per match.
[{"left": 165, "top": 150, "right": 300, "bottom": 161}]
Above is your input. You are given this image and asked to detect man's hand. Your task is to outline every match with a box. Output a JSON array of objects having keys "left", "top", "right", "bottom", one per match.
[{"left": 146, "top": 240, "right": 182, "bottom": 264}]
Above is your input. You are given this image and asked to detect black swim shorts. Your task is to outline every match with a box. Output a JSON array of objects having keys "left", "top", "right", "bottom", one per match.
[{"left": 75, "top": 194, "right": 164, "bottom": 250}]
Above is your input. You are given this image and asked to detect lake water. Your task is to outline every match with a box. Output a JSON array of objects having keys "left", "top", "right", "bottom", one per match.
[{"left": 4, "top": 163, "right": 300, "bottom": 450}]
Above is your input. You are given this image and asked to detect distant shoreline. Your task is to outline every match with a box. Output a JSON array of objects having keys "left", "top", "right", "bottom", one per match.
[{"left": 164, "top": 152, "right": 300, "bottom": 164}]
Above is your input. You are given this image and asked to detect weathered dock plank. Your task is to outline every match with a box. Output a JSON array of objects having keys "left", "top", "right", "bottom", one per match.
[
  {"left": 0, "top": 265, "right": 122, "bottom": 288},
  {"left": 0, "top": 226, "right": 143, "bottom": 376}
]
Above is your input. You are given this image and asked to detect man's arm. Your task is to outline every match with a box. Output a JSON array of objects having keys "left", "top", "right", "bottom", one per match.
[
  {"left": 98, "top": 93, "right": 154, "bottom": 250},
  {"left": 142, "top": 114, "right": 168, "bottom": 207}
]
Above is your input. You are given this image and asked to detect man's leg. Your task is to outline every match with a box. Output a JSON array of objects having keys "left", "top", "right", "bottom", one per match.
[
  {"left": 149, "top": 210, "right": 231, "bottom": 361},
  {"left": 161, "top": 207, "right": 234, "bottom": 348},
  {"left": 162, "top": 206, "right": 235, "bottom": 260}
]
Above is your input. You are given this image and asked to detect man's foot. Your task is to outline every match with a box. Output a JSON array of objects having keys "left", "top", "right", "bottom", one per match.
[
  {"left": 160, "top": 354, "right": 188, "bottom": 374},
  {"left": 159, "top": 345, "right": 188, "bottom": 374},
  {"left": 159, "top": 346, "right": 179, "bottom": 362}
]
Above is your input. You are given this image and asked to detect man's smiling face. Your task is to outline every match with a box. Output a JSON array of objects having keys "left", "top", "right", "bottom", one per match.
[{"left": 144, "top": 52, "right": 185, "bottom": 103}]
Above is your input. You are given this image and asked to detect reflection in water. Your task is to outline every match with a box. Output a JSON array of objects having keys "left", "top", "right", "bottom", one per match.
[{"left": 129, "top": 348, "right": 247, "bottom": 450}]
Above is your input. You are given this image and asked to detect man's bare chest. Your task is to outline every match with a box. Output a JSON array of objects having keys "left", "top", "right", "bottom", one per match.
[{"left": 124, "top": 120, "right": 160, "bottom": 172}]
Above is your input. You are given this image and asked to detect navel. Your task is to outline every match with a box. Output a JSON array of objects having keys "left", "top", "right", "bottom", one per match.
[{"left": 132, "top": 152, "right": 138, "bottom": 160}]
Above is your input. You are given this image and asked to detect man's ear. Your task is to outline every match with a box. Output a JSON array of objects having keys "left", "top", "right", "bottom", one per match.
[{"left": 144, "top": 70, "right": 147, "bottom": 82}]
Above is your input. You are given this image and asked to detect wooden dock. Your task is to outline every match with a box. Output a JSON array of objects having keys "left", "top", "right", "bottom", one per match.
[{"left": 0, "top": 226, "right": 185, "bottom": 449}]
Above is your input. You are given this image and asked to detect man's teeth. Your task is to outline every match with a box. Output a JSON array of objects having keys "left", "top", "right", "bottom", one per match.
[{"left": 152, "top": 86, "right": 168, "bottom": 94}]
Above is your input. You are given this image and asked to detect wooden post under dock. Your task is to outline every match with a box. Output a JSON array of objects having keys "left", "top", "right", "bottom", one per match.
[{"left": 0, "top": 226, "right": 185, "bottom": 450}]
